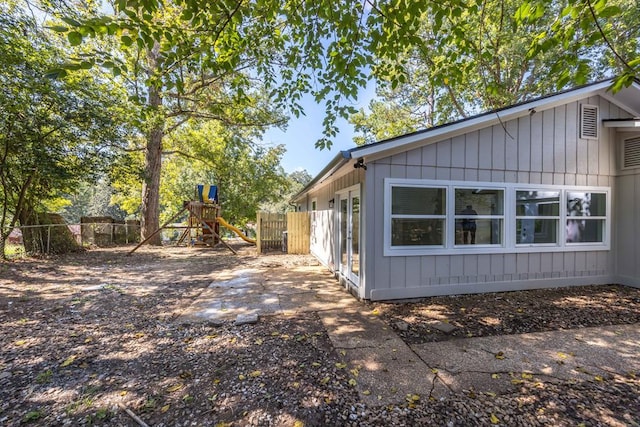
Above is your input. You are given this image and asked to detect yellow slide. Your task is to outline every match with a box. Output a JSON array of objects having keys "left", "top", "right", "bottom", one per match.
[{"left": 217, "top": 217, "right": 256, "bottom": 244}]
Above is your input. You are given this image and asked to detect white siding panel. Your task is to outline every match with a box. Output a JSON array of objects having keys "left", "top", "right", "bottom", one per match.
[
  {"left": 478, "top": 127, "right": 493, "bottom": 169},
  {"left": 407, "top": 148, "right": 422, "bottom": 165},
  {"left": 465, "top": 131, "right": 479, "bottom": 169},
  {"left": 492, "top": 124, "right": 506, "bottom": 170},
  {"left": 505, "top": 120, "right": 518, "bottom": 172},
  {"left": 565, "top": 102, "right": 578, "bottom": 173},
  {"left": 437, "top": 139, "right": 452, "bottom": 167},
  {"left": 518, "top": 115, "right": 532, "bottom": 171},
  {"left": 542, "top": 109, "right": 555, "bottom": 172},
  {"left": 452, "top": 135, "right": 466, "bottom": 168},
  {"left": 530, "top": 111, "right": 543, "bottom": 171},
  {"left": 422, "top": 143, "right": 437, "bottom": 166},
  {"left": 405, "top": 257, "right": 421, "bottom": 288},
  {"left": 554, "top": 105, "right": 566, "bottom": 173}
]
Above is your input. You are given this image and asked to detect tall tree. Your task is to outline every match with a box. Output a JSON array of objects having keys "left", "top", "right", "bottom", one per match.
[
  {"left": 351, "top": 0, "right": 640, "bottom": 144},
  {"left": 41, "top": 0, "right": 640, "bottom": 241},
  {"left": 111, "top": 120, "right": 289, "bottom": 227},
  {"left": 0, "top": 3, "right": 129, "bottom": 258}
]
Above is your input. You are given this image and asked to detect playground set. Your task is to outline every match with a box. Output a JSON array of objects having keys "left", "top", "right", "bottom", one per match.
[{"left": 128, "top": 184, "right": 255, "bottom": 255}]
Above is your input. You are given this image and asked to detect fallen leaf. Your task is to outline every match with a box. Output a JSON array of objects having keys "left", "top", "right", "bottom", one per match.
[
  {"left": 167, "top": 384, "right": 183, "bottom": 392},
  {"left": 348, "top": 378, "right": 357, "bottom": 386},
  {"left": 293, "top": 421, "right": 304, "bottom": 427},
  {"left": 557, "top": 352, "right": 568, "bottom": 359},
  {"left": 206, "top": 334, "right": 218, "bottom": 339},
  {"left": 161, "top": 404, "right": 170, "bottom": 413},
  {"left": 335, "top": 362, "right": 347, "bottom": 369},
  {"left": 490, "top": 413, "right": 500, "bottom": 424},
  {"left": 119, "top": 391, "right": 128, "bottom": 396},
  {"left": 521, "top": 372, "right": 533, "bottom": 379},
  {"left": 511, "top": 379, "right": 524, "bottom": 384},
  {"left": 238, "top": 374, "right": 246, "bottom": 381},
  {"left": 249, "top": 370, "right": 261, "bottom": 378},
  {"left": 60, "top": 355, "right": 76, "bottom": 367},
  {"left": 485, "top": 392, "right": 496, "bottom": 397},
  {"left": 406, "top": 394, "right": 420, "bottom": 402},
  {"left": 339, "top": 350, "right": 346, "bottom": 356},
  {"left": 255, "top": 338, "right": 263, "bottom": 345},
  {"left": 371, "top": 308, "right": 380, "bottom": 315},
  {"left": 14, "top": 340, "right": 26, "bottom": 346},
  {"left": 594, "top": 375, "right": 604, "bottom": 382},
  {"left": 320, "top": 377, "right": 330, "bottom": 385},
  {"left": 363, "top": 390, "right": 371, "bottom": 395},
  {"left": 271, "top": 332, "right": 280, "bottom": 336},
  {"left": 495, "top": 351, "right": 505, "bottom": 360},
  {"left": 84, "top": 337, "right": 93, "bottom": 343},
  {"left": 350, "top": 368, "right": 359, "bottom": 377},
  {"left": 311, "top": 362, "right": 321, "bottom": 367},
  {"left": 213, "top": 378, "right": 220, "bottom": 384},
  {"left": 491, "top": 373, "right": 501, "bottom": 379}
]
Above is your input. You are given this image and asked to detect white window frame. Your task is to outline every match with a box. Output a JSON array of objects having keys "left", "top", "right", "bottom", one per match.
[
  {"left": 515, "top": 188, "right": 561, "bottom": 248},
  {"left": 384, "top": 178, "right": 610, "bottom": 256},
  {"left": 452, "top": 187, "right": 505, "bottom": 248},
  {"left": 387, "top": 183, "right": 447, "bottom": 249}
]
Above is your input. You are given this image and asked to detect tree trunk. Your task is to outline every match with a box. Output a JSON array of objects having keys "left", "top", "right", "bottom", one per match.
[
  {"left": 0, "top": 230, "right": 7, "bottom": 261},
  {"left": 140, "top": 44, "right": 164, "bottom": 245}
]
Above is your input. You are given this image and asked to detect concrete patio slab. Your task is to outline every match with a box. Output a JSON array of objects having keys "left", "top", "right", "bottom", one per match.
[
  {"left": 411, "top": 324, "right": 640, "bottom": 395},
  {"left": 178, "top": 258, "right": 640, "bottom": 407}
]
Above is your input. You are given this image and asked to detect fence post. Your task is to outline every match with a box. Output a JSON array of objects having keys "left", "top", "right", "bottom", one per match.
[{"left": 47, "top": 225, "right": 51, "bottom": 254}]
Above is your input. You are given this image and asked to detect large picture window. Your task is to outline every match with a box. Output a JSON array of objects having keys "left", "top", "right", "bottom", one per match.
[
  {"left": 390, "top": 186, "right": 446, "bottom": 246},
  {"left": 384, "top": 178, "right": 609, "bottom": 256},
  {"left": 516, "top": 190, "right": 560, "bottom": 245},
  {"left": 566, "top": 192, "right": 607, "bottom": 243},
  {"left": 454, "top": 188, "right": 504, "bottom": 246}
]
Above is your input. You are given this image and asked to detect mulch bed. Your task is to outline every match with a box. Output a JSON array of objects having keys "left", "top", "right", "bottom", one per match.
[{"left": 369, "top": 285, "right": 640, "bottom": 344}]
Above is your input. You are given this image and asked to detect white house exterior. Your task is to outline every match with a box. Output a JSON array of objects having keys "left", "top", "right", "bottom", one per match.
[{"left": 292, "top": 79, "right": 640, "bottom": 300}]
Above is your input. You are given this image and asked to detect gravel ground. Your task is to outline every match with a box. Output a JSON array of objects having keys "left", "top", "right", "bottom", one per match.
[{"left": 1, "top": 246, "right": 639, "bottom": 426}]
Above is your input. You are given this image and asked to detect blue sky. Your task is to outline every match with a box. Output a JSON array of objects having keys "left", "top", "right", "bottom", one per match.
[{"left": 265, "top": 82, "right": 377, "bottom": 176}]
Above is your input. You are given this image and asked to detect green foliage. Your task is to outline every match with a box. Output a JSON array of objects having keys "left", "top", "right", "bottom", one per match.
[
  {"left": 0, "top": 3, "right": 130, "bottom": 256},
  {"left": 160, "top": 122, "right": 289, "bottom": 226},
  {"left": 261, "top": 169, "right": 313, "bottom": 213},
  {"left": 351, "top": 0, "right": 640, "bottom": 145}
]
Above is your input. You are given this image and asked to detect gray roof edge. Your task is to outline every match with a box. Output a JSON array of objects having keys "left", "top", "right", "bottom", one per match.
[
  {"left": 290, "top": 150, "right": 352, "bottom": 203},
  {"left": 346, "top": 78, "right": 626, "bottom": 158}
]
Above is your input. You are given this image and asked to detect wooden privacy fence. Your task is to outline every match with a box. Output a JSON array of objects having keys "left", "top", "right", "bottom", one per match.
[
  {"left": 286, "top": 211, "right": 310, "bottom": 254},
  {"left": 256, "top": 211, "right": 310, "bottom": 254}
]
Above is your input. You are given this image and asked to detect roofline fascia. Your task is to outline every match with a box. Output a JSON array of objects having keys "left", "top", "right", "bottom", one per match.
[
  {"left": 598, "top": 79, "right": 640, "bottom": 117},
  {"left": 290, "top": 150, "right": 352, "bottom": 203},
  {"left": 348, "top": 80, "right": 615, "bottom": 159},
  {"left": 603, "top": 119, "right": 640, "bottom": 128}
]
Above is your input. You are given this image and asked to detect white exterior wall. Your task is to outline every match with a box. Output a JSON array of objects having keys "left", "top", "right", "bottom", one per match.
[
  {"left": 365, "top": 95, "right": 632, "bottom": 300},
  {"left": 304, "top": 169, "right": 365, "bottom": 270},
  {"left": 614, "top": 140, "right": 640, "bottom": 287}
]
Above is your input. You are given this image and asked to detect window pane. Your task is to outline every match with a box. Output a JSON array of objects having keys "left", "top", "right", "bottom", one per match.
[
  {"left": 455, "top": 219, "right": 502, "bottom": 245},
  {"left": 455, "top": 188, "right": 504, "bottom": 215},
  {"left": 516, "top": 191, "right": 560, "bottom": 216},
  {"left": 566, "top": 192, "right": 606, "bottom": 217},
  {"left": 392, "top": 218, "right": 444, "bottom": 246},
  {"left": 566, "top": 219, "right": 605, "bottom": 243},
  {"left": 516, "top": 219, "right": 558, "bottom": 244},
  {"left": 392, "top": 187, "right": 445, "bottom": 215}
]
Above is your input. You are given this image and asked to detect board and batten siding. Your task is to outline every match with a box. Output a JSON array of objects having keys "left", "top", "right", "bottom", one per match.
[
  {"left": 303, "top": 169, "right": 364, "bottom": 270},
  {"left": 365, "top": 95, "right": 627, "bottom": 300},
  {"left": 614, "top": 165, "right": 640, "bottom": 286}
]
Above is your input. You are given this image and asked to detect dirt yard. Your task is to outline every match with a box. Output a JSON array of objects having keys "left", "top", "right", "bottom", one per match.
[{"left": 1, "top": 245, "right": 639, "bottom": 426}]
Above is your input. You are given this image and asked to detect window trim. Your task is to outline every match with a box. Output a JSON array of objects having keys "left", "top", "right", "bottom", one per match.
[{"left": 384, "top": 179, "right": 610, "bottom": 256}]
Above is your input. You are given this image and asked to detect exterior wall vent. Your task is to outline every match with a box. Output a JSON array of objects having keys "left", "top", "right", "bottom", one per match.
[
  {"left": 580, "top": 104, "right": 599, "bottom": 140},
  {"left": 623, "top": 136, "right": 640, "bottom": 169}
]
